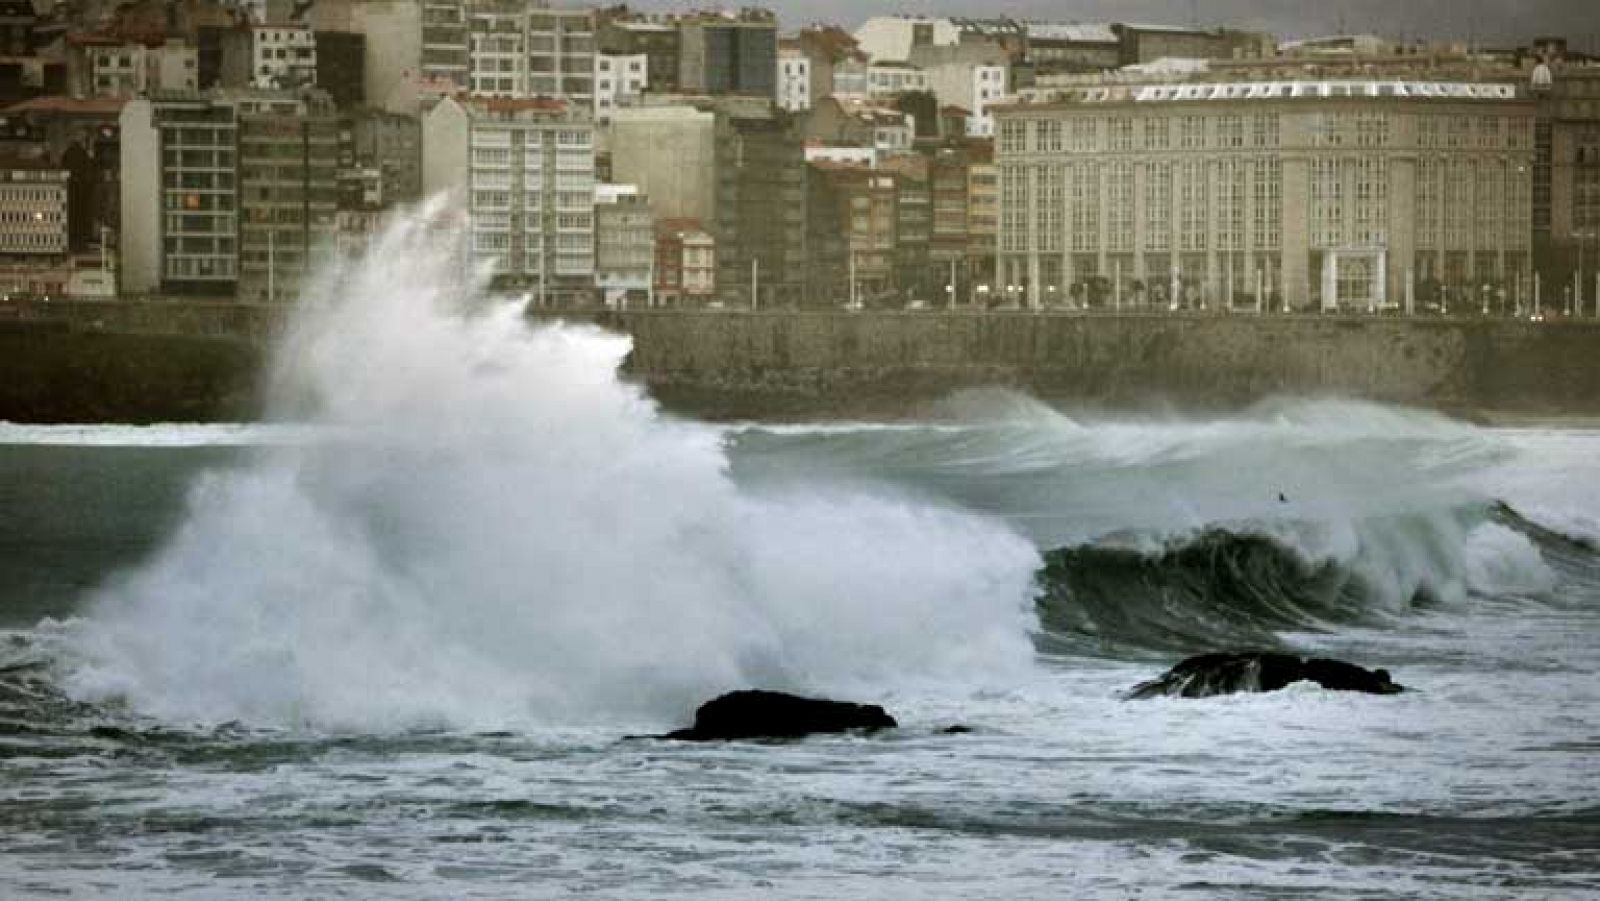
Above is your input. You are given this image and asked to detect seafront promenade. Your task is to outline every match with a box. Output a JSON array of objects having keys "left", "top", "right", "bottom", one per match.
[{"left": 3, "top": 296, "right": 1599, "bottom": 422}]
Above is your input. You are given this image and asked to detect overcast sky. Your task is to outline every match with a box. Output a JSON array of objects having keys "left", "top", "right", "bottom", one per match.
[{"left": 630, "top": 1, "right": 1599, "bottom": 49}]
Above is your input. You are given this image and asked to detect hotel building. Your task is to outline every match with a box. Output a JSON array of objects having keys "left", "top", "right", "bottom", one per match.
[{"left": 994, "top": 80, "right": 1536, "bottom": 312}]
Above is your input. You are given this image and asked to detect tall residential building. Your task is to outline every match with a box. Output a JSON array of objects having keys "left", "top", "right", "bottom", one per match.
[
  {"left": 120, "top": 93, "right": 238, "bottom": 295},
  {"left": 120, "top": 89, "right": 338, "bottom": 300},
  {"left": 678, "top": 11, "right": 777, "bottom": 99},
  {"left": 422, "top": 2, "right": 596, "bottom": 106},
  {"left": 421, "top": 0, "right": 469, "bottom": 87},
  {"left": 235, "top": 91, "right": 339, "bottom": 302},
  {"left": 714, "top": 109, "right": 808, "bottom": 307},
  {"left": 422, "top": 95, "right": 595, "bottom": 301},
  {"left": 993, "top": 80, "right": 1536, "bottom": 311}
]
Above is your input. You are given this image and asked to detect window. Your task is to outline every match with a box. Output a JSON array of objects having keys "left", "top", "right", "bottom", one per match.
[
  {"left": 999, "top": 119, "right": 1026, "bottom": 153},
  {"left": 1143, "top": 117, "right": 1169, "bottom": 151},
  {"left": 1178, "top": 116, "right": 1205, "bottom": 150},
  {"left": 1144, "top": 161, "right": 1172, "bottom": 251}
]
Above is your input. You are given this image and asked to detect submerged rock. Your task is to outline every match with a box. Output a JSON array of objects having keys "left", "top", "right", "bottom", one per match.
[
  {"left": 1127, "top": 652, "right": 1404, "bottom": 700},
  {"left": 662, "top": 690, "right": 898, "bottom": 741}
]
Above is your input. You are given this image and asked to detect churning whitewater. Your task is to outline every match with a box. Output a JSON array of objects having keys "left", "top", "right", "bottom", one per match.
[{"left": 58, "top": 204, "right": 1040, "bottom": 731}]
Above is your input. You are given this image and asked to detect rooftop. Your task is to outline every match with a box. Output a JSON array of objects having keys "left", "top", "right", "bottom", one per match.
[{"left": 1009, "top": 79, "right": 1524, "bottom": 108}]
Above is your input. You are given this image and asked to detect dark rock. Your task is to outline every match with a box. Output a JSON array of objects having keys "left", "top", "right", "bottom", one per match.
[
  {"left": 1127, "top": 652, "right": 1404, "bottom": 700},
  {"left": 939, "top": 724, "right": 974, "bottom": 735},
  {"left": 662, "top": 690, "right": 898, "bottom": 741}
]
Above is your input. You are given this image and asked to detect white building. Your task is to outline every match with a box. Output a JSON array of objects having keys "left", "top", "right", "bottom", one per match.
[
  {"left": 253, "top": 25, "right": 316, "bottom": 89},
  {"left": 969, "top": 64, "right": 1007, "bottom": 136},
  {"left": 594, "top": 53, "right": 647, "bottom": 122},
  {"left": 423, "top": 96, "right": 596, "bottom": 300},
  {"left": 777, "top": 45, "right": 811, "bottom": 112}
]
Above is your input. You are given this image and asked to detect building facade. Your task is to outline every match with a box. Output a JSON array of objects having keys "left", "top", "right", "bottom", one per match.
[
  {"left": 120, "top": 93, "right": 237, "bottom": 295},
  {"left": 776, "top": 43, "right": 810, "bottom": 112},
  {"left": 252, "top": 24, "right": 316, "bottom": 89},
  {"left": 594, "top": 53, "right": 646, "bottom": 122},
  {"left": 423, "top": 96, "right": 595, "bottom": 301},
  {"left": 1534, "top": 63, "right": 1600, "bottom": 311},
  {"left": 678, "top": 12, "right": 776, "bottom": 99},
  {"left": 0, "top": 162, "right": 69, "bottom": 258},
  {"left": 236, "top": 91, "right": 338, "bottom": 302},
  {"left": 594, "top": 183, "right": 652, "bottom": 304},
  {"left": 995, "top": 80, "right": 1535, "bottom": 311}
]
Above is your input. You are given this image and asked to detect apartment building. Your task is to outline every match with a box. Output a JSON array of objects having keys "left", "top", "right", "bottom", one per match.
[
  {"left": 235, "top": 91, "right": 338, "bottom": 302},
  {"left": 120, "top": 94, "right": 237, "bottom": 295},
  {"left": 678, "top": 11, "right": 777, "bottom": 99},
  {"left": 423, "top": 95, "right": 595, "bottom": 301}
]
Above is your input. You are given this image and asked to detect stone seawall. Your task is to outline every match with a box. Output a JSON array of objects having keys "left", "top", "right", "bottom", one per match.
[
  {"left": 1, "top": 309, "right": 1596, "bottom": 422},
  {"left": 591, "top": 310, "right": 1599, "bottom": 420},
  {"left": 0, "top": 324, "right": 264, "bottom": 424}
]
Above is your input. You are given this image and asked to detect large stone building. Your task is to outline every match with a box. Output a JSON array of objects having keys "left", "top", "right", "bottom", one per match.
[
  {"left": 422, "top": 95, "right": 595, "bottom": 302},
  {"left": 1534, "top": 63, "right": 1600, "bottom": 311},
  {"left": 994, "top": 80, "right": 1536, "bottom": 312}
]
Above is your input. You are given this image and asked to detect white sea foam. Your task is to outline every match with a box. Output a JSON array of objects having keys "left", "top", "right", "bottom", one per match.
[
  {"left": 0, "top": 422, "right": 319, "bottom": 447},
  {"left": 61, "top": 201, "right": 1039, "bottom": 731}
]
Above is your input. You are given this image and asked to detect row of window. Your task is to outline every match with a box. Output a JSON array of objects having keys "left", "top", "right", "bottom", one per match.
[
  {"left": 1003, "top": 113, "right": 1536, "bottom": 154},
  {"left": 0, "top": 233, "right": 65, "bottom": 249},
  {"left": 998, "top": 158, "right": 1283, "bottom": 254},
  {"left": 1002, "top": 114, "right": 1283, "bottom": 154},
  {"left": 0, "top": 188, "right": 64, "bottom": 203}
]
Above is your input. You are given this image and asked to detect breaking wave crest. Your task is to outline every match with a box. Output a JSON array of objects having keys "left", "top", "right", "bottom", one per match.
[
  {"left": 1034, "top": 505, "right": 1575, "bottom": 657},
  {"left": 56, "top": 202, "right": 1040, "bottom": 732}
]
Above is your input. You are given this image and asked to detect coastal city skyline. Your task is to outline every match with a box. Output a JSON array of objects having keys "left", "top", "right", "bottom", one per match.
[
  {"left": 0, "top": 0, "right": 1597, "bottom": 320},
  {"left": 630, "top": 0, "right": 1600, "bottom": 47}
]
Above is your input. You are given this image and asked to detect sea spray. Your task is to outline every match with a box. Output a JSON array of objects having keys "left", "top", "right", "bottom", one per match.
[{"left": 63, "top": 203, "right": 1040, "bottom": 731}]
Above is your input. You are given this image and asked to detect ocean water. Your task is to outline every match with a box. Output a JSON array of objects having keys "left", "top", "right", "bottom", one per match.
[{"left": 2, "top": 208, "right": 1596, "bottom": 899}]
